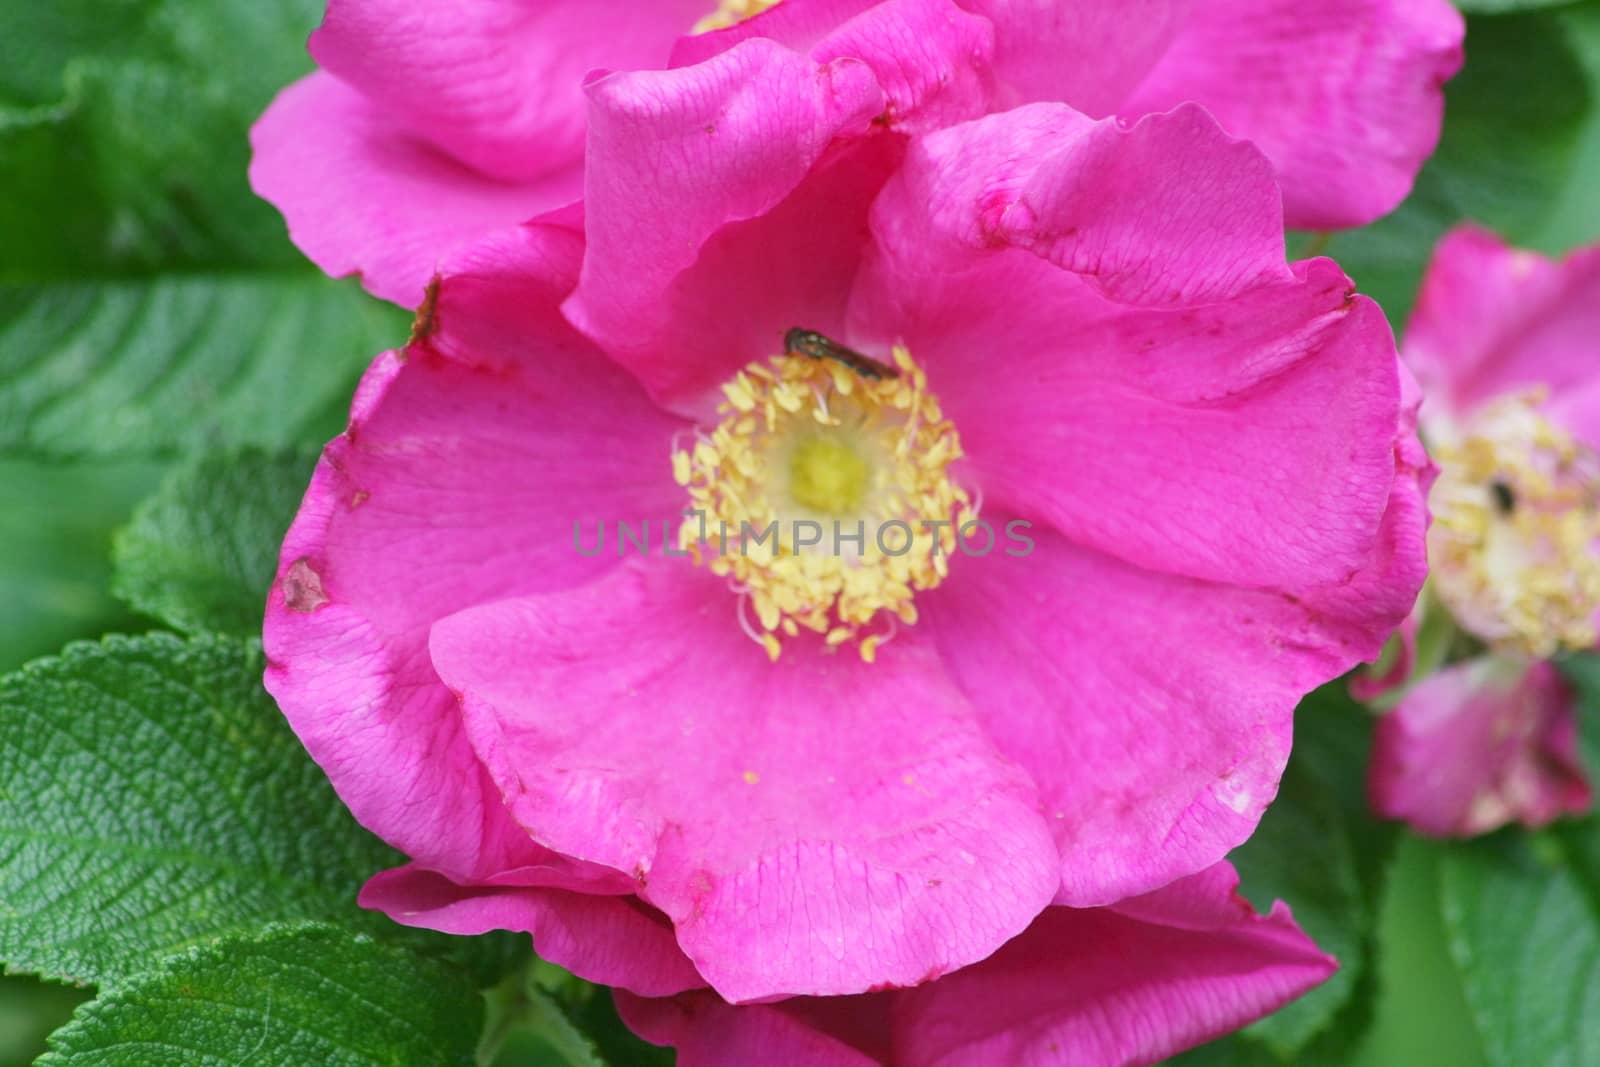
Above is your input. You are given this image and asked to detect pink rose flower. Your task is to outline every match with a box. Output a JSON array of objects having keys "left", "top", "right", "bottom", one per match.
[
  {"left": 264, "top": 49, "right": 1425, "bottom": 1004},
  {"left": 1368, "top": 225, "right": 1600, "bottom": 836},
  {"left": 1370, "top": 659, "right": 1589, "bottom": 837},
  {"left": 615, "top": 862, "right": 1336, "bottom": 1066},
  {"left": 250, "top": 0, "right": 1463, "bottom": 306}
]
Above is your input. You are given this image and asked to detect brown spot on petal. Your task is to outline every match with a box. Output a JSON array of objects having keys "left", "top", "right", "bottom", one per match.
[
  {"left": 283, "top": 558, "right": 330, "bottom": 613},
  {"left": 409, "top": 275, "right": 441, "bottom": 344},
  {"left": 349, "top": 490, "right": 369, "bottom": 509}
]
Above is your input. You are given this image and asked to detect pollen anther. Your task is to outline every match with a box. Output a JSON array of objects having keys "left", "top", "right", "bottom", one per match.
[{"left": 692, "top": 0, "right": 783, "bottom": 34}]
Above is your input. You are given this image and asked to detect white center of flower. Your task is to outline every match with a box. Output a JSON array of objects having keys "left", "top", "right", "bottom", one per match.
[{"left": 1427, "top": 388, "right": 1600, "bottom": 658}]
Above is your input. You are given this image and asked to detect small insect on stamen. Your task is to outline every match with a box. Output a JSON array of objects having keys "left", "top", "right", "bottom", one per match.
[
  {"left": 1491, "top": 479, "right": 1517, "bottom": 516},
  {"left": 1428, "top": 389, "right": 1600, "bottom": 658},
  {"left": 784, "top": 328, "right": 900, "bottom": 381}
]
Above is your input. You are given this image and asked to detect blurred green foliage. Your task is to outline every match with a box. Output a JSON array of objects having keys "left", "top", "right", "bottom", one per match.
[
  {"left": 1310, "top": 4, "right": 1600, "bottom": 326},
  {"left": 0, "top": 459, "right": 160, "bottom": 673}
]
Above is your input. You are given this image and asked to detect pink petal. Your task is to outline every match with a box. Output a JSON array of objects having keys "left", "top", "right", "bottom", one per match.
[
  {"left": 250, "top": 73, "right": 579, "bottom": 308},
  {"left": 1406, "top": 225, "right": 1600, "bottom": 446},
  {"left": 957, "top": 266, "right": 1395, "bottom": 591},
  {"left": 855, "top": 106, "right": 1406, "bottom": 594},
  {"left": 1124, "top": 0, "right": 1464, "bottom": 229},
  {"left": 309, "top": 0, "right": 708, "bottom": 182},
  {"left": 956, "top": 0, "right": 1190, "bottom": 117},
  {"left": 617, "top": 861, "right": 1335, "bottom": 1067},
  {"left": 1370, "top": 658, "right": 1593, "bottom": 837},
  {"left": 359, "top": 865, "right": 705, "bottom": 996},
  {"left": 564, "top": 37, "right": 885, "bottom": 411},
  {"left": 580, "top": 134, "right": 902, "bottom": 417},
  {"left": 844, "top": 104, "right": 1427, "bottom": 901},
  {"left": 427, "top": 559, "right": 1060, "bottom": 1002},
  {"left": 1554, "top": 379, "right": 1600, "bottom": 455},
  {"left": 808, "top": 0, "right": 996, "bottom": 132},
  {"left": 1349, "top": 616, "right": 1420, "bottom": 703},
  {"left": 1310, "top": 358, "right": 1435, "bottom": 670},
  {"left": 674, "top": 0, "right": 998, "bottom": 133},
  {"left": 1348, "top": 367, "right": 1434, "bottom": 703},
  {"left": 263, "top": 225, "right": 688, "bottom": 881},
  {"left": 618, "top": 991, "right": 886, "bottom": 1067},
  {"left": 892, "top": 863, "right": 1336, "bottom": 1066},
  {"left": 673, "top": 0, "right": 884, "bottom": 61},
  {"left": 870, "top": 102, "right": 1292, "bottom": 307},
  {"left": 923, "top": 523, "right": 1412, "bottom": 906}
]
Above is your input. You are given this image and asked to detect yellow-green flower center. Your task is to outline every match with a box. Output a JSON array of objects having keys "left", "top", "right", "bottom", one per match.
[
  {"left": 1428, "top": 388, "right": 1600, "bottom": 658},
  {"left": 692, "top": 0, "right": 783, "bottom": 34},
  {"left": 788, "top": 436, "right": 869, "bottom": 514},
  {"left": 672, "top": 344, "right": 971, "bottom": 662}
]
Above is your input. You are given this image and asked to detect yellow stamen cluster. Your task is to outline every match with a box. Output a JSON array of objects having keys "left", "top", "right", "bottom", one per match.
[
  {"left": 1428, "top": 389, "right": 1600, "bottom": 658},
  {"left": 692, "top": 0, "right": 784, "bottom": 34},
  {"left": 673, "top": 345, "right": 972, "bottom": 662}
]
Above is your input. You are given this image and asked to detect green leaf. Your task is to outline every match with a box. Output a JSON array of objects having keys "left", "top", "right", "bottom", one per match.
[
  {"left": 1178, "top": 830, "right": 1493, "bottom": 1067},
  {"left": 112, "top": 447, "right": 315, "bottom": 635},
  {"left": 482, "top": 964, "right": 607, "bottom": 1067},
  {"left": 1220, "top": 687, "right": 1377, "bottom": 1056},
  {"left": 1452, "top": 0, "right": 1583, "bottom": 14},
  {"left": 1168, "top": 683, "right": 1394, "bottom": 1066},
  {"left": 1427, "top": 13, "right": 1593, "bottom": 236},
  {"left": 1439, "top": 823, "right": 1600, "bottom": 1066},
  {"left": 1527, "top": 4, "right": 1600, "bottom": 250},
  {"left": 1355, "top": 836, "right": 1490, "bottom": 1067},
  {"left": 0, "top": 2, "right": 406, "bottom": 459},
  {"left": 39, "top": 923, "right": 482, "bottom": 1067},
  {"left": 1230, "top": 766, "right": 1364, "bottom": 1054},
  {"left": 1560, "top": 652, "right": 1600, "bottom": 781},
  {"left": 521, "top": 961, "right": 678, "bottom": 1067},
  {"left": 0, "top": 0, "right": 328, "bottom": 275},
  {"left": 0, "top": 1, "right": 151, "bottom": 106},
  {"left": 1323, "top": 8, "right": 1598, "bottom": 325},
  {"left": 0, "top": 98, "right": 110, "bottom": 278},
  {"left": 0, "top": 634, "right": 409, "bottom": 985},
  {"left": 0, "top": 276, "right": 400, "bottom": 458},
  {"left": 0, "top": 974, "right": 91, "bottom": 1067},
  {"left": 1291, "top": 683, "right": 1401, "bottom": 899},
  {"left": 34, "top": 58, "right": 307, "bottom": 272},
  {"left": 0, "top": 458, "right": 163, "bottom": 672}
]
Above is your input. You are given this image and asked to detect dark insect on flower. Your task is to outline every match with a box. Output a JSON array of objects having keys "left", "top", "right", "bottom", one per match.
[
  {"left": 784, "top": 328, "right": 900, "bottom": 381},
  {"left": 1490, "top": 479, "right": 1516, "bottom": 516}
]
